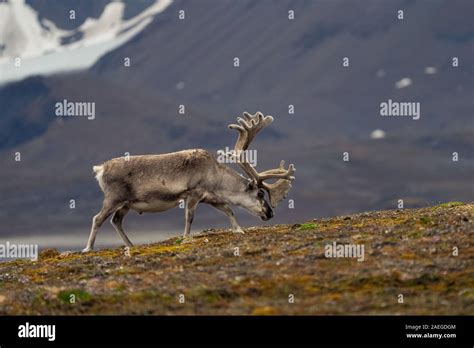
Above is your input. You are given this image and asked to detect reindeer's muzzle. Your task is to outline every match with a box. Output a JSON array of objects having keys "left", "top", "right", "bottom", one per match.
[{"left": 262, "top": 205, "right": 274, "bottom": 221}]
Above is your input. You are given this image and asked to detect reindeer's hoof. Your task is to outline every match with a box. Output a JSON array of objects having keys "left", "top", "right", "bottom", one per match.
[
  {"left": 233, "top": 228, "right": 245, "bottom": 234},
  {"left": 82, "top": 247, "right": 92, "bottom": 253},
  {"left": 182, "top": 237, "right": 195, "bottom": 244}
]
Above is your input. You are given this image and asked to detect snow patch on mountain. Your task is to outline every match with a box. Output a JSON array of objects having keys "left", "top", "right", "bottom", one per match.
[{"left": 0, "top": 0, "right": 172, "bottom": 85}]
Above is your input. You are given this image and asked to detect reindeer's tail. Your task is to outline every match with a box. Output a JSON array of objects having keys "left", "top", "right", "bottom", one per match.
[{"left": 93, "top": 165, "right": 105, "bottom": 191}]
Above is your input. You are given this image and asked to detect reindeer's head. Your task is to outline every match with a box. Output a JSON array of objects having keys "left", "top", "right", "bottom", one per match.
[
  {"left": 229, "top": 179, "right": 274, "bottom": 221},
  {"left": 226, "top": 111, "right": 295, "bottom": 220}
]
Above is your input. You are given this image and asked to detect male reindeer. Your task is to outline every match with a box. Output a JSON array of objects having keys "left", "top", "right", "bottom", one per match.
[{"left": 83, "top": 112, "right": 295, "bottom": 252}]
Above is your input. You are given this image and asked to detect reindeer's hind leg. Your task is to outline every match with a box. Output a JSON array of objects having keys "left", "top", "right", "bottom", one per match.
[
  {"left": 83, "top": 200, "right": 125, "bottom": 252},
  {"left": 110, "top": 207, "right": 133, "bottom": 247}
]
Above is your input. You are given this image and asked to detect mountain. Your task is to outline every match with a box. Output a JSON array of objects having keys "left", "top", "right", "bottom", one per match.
[
  {"left": 0, "top": 0, "right": 172, "bottom": 85},
  {"left": 0, "top": 0, "right": 472, "bottom": 243}
]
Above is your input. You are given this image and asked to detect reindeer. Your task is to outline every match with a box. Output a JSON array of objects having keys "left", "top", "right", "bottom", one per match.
[{"left": 83, "top": 112, "right": 295, "bottom": 252}]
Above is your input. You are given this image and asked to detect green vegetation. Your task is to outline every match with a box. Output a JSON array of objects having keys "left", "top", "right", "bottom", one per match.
[
  {"left": 419, "top": 216, "right": 433, "bottom": 225},
  {"left": 297, "top": 222, "right": 319, "bottom": 231},
  {"left": 58, "top": 289, "right": 92, "bottom": 303},
  {"left": 434, "top": 201, "right": 465, "bottom": 209}
]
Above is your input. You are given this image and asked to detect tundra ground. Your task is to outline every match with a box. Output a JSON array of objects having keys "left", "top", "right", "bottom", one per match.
[{"left": 0, "top": 202, "right": 472, "bottom": 315}]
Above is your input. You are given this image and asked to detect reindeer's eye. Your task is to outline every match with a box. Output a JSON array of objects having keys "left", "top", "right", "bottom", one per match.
[{"left": 258, "top": 190, "right": 265, "bottom": 198}]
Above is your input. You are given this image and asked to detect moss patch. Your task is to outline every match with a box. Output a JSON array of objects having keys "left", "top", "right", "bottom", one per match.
[
  {"left": 58, "top": 289, "right": 92, "bottom": 303},
  {"left": 434, "top": 201, "right": 465, "bottom": 209},
  {"left": 297, "top": 222, "right": 319, "bottom": 231}
]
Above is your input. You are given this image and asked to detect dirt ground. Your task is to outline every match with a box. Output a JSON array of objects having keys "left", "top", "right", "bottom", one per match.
[{"left": 0, "top": 202, "right": 472, "bottom": 315}]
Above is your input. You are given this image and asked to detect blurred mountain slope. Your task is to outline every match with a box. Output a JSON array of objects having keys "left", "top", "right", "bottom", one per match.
[{"left": 0, "top": 0, "right": 472, "bottom": 239}]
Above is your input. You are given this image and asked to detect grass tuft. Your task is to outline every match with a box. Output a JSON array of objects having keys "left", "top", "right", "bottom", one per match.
[{"left": 298, "top": 222, "right": 319, "bottom": 231}]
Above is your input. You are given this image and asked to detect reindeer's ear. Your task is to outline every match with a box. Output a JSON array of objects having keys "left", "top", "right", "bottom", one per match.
[
  {"left": 266, "top": 179, "right": 292, "bottom": 208},
  {"left": 246, "top": 180, "right": 257, "bottom": 192}
]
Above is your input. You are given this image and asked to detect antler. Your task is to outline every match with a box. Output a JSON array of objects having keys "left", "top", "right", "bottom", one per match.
[{"left": 227, "top": 111, "right": 295, "bottom": 208}]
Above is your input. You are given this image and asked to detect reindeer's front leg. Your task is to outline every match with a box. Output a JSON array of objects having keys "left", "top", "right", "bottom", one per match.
[
  {"left": 211, "top": 203, "right": 244, "bottom": 234},
  {"left": 183, "top": 195, "right": 200, "bottom": 239}
]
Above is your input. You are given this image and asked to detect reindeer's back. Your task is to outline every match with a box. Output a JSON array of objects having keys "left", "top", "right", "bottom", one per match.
[{"left": 93, "top": 149, "right": 216, "bottom": 195}]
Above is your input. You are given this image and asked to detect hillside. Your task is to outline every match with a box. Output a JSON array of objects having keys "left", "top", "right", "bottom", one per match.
[{"left": 0, "top": 202, "right": 472, "bottom": 315}]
